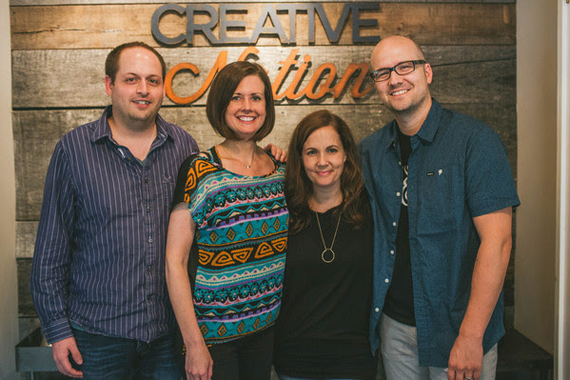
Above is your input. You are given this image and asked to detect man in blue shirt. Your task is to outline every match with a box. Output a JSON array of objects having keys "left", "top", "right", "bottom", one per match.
[
  {"left": 360, "top": 36, "right": 520, "bottom": 380},
  {"left": 30, "top": 42, "right": 199, "bottom": 378}
]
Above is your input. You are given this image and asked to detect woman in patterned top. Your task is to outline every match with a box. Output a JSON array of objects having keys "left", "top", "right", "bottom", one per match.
[
  {"left": 166, "top": 61, "right": 288, "bottom": 380},
  {"left": 273, "top": 110, "right": 377, "bottom": 380}
]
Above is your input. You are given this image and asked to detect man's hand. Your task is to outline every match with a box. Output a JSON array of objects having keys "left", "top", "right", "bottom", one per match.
[
  {"left": 447, "top": 334, "right": 483, "bottom": 380},
  {"left": 264, "top": 143, "right": 288, "bottom": 163},
  {"left": 52, "top": 337, "right": 83, "bottom": 378}
]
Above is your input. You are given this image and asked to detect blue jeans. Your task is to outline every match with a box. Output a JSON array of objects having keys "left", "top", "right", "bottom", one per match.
[
  {"left": 72, "top": 327, "right": 180, "bottom": 380},
  {"left": 379, "top": 314, "right": 498, "bottom": 380}
]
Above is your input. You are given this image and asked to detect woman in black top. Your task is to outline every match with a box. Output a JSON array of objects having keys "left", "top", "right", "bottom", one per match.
[{"left": 274, "top": 110, "right": 377, "bottom": 380}]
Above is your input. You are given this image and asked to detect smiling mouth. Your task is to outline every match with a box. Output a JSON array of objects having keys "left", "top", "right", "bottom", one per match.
[
  {"left": 238, "top": 116, "right": 255, "bottom": 122},
  {"left": 391, "top": 89, "right": 409, "bottom": 96},
  {"left": 134, "top": 100, "right": 150, "bottom": 105}
]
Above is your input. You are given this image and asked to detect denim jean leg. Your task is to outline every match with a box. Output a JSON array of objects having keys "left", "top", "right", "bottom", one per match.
[
  {"left": 379, "top": 313, "right": 430, "bottom": 380},
  {"left": 72, "top": 328, "right": 136, "bottom": 380},
  {"left": 136, "top": 333, "right": 181, "bottom": 380}
]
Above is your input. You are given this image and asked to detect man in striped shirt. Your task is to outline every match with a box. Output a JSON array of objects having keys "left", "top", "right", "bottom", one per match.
[{"left": 30, "top": 42, "right": 199, "bottom": 379}]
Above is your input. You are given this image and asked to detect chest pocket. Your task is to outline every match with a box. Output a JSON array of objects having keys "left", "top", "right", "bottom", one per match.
[
  {"left": 158, "top": 174, "right": 176, "bottom": 208},
  {"left": 414, "top": 164, "right": 462, "bottom": 236}
]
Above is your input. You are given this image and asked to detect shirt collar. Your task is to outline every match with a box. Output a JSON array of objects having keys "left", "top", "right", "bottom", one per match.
[
  {"left": 414, "top": 98, "right": 441, "bottom": 143},
  {"left": 91, "top": 105, "right": 171, "bottom": 144},
  {"left": 91, "top": 106, "right": 113, "bottom": 143},
  {"left": 385, "top": 98, "right": 442, "bottom": 149}
]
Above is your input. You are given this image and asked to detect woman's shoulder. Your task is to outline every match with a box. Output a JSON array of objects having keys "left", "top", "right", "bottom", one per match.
[
  {"left": 175, "top": 150, "right": 225, "bottom": 195},
  {"left": 183, "top": 148, "right": 222, "bottom": 170}
]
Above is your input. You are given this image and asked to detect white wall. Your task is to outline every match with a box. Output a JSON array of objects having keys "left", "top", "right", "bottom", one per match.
[
  {"left": 0, "top": 0, "right": 19, "bottom": 378},
  {"left": 515, "top": 0, "right": 557, "bottom": 353},
  {"left": 556, "top": 0, "right": 570, "bottom": 376}
]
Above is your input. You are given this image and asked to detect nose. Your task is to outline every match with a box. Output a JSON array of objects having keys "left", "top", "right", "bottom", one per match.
[
  {"left": 316, "top": 152, "right": 327, "bottom": 166},
  {"left": 242, "top": 97, "right": 252, "bottom": 110},
  {"left": 137, "top": 80, "right": 149, "bottom": 95},
  {"left": 388, "top": 70, "right": 403, "bottom": 86}
]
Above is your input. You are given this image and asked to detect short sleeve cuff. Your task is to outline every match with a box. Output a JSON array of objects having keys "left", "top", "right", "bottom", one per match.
[{"left": 42, "top": 318, "right": 73, "bottom": 344}]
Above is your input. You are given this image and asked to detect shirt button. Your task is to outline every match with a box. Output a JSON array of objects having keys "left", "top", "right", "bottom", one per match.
[
  {"left": 148, "top": 237, "right": 153, "bottom": 243},
  {"left": 392, "top": 222, "right": 397, "bottom": 227},
  {"left": 390, "top": 250, "right": 395, "bottom": 255},
  {"left": 384, "top": 278, "right": 390, "bottom": 284},
  {"left": 396, "top": 192, "right": 401, "bottom": 197},
  {"left": 144, "top": 178, "right": 149, "bottom": 184},
  {"left": 375, "top": 308, "right": 380, "bottom": 313}
]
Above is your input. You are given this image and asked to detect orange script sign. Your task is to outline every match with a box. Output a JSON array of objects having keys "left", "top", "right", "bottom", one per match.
[{"left": 165, "top": 47, "right": 374, "bottom": 105}]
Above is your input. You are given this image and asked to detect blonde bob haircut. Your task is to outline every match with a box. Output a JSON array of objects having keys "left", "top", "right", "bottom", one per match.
[{"left": 206, "top": 61, "right": 275, "bottom": 142}]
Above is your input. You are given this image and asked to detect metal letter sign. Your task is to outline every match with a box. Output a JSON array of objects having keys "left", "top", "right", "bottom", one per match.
[{"left": 151, "top": 3, "right": 380, "bottom": 46}]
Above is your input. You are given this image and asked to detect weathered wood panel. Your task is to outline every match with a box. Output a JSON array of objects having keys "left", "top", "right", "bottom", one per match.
[
  {"left": 11, "top": 0, "right": 516, "bottom": 5},
  {"left": 11, "top": 3, "right": 515, "bottom": 50},
  {"left": 16, "top": 221, "right": 38, "bottom": 259},
  {"left": 12, "top": 45, "right": 515, "bottom": 108},
  {"left": 18, "top": 258, "right": 35, "bottom": 316}
]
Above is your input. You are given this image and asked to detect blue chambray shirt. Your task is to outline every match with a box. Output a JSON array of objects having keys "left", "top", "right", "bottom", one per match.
[
  {"left": 360, "top": 99, "right": 520, "bottom": 367},
  {"left": 30, "top": 106, "right": 199, "bottom": 344}
]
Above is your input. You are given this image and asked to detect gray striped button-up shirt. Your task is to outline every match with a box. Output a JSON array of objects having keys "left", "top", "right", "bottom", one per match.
[{"left": 30, "top": 106, "right": 199, "bottom": 344}]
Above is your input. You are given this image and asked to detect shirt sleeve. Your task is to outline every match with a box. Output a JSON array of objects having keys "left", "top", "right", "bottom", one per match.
[
  {"left": 30, "top": 141, "right": 76, "bottom": 344},
  {"left": 172, "top": 153, "right": 199, "bottom": 207},
  {"left": 465, "top": 127, "right": 520, "bottom": 217}
]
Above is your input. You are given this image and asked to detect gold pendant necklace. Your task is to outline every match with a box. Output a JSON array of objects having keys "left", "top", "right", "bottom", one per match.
[{"left": 315, "top": 211, "right": 342, "bottom": 264}]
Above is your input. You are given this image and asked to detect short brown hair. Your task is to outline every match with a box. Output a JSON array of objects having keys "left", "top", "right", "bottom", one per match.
[
  {"left": 285, "top": 109, "right": 368, "bottom": 234},
  {"left": 105, "top": 42, "right": 166, "bottom": 84},
  {"left": 206, "top": 61, "right": 275, "bottom": 142}
]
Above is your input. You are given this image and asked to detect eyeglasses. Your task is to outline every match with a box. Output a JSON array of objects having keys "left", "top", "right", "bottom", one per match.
[{"left": 369, "top": 60, "right": 427, "bottom": 83}]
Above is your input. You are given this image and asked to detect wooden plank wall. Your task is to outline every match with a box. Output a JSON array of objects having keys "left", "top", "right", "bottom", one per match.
[{"left": 11, "top": 0, "right": 517, "bottom": 322}]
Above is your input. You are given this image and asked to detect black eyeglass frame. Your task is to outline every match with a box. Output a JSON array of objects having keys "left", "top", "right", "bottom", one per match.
[{"left": 369, "top": 60, "right": 427, "bottom": 83}]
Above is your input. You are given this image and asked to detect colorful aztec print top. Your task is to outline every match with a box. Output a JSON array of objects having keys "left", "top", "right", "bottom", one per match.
[{"left": 172, "top": 147, "right": 288, "bottom": 345}]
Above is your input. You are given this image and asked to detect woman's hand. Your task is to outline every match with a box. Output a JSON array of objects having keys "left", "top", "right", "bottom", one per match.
[{"left": 185, "top": 341, "right": 213, "bottom": 380}]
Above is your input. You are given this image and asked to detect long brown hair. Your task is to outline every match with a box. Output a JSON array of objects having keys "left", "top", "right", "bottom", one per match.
[{"left": 285, "top": 110, "right": 368, "bottom": 234}]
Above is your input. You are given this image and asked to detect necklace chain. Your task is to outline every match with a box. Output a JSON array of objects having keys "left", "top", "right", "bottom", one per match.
[
  {"left": 219, "top": 144, "right": 256, "bottom": 169},
  {"left": 244, "top": 146, "right": 255, "bottom": 168},
  {"left": 315, "top": 211, "right": 342, "bottom": 264}
]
